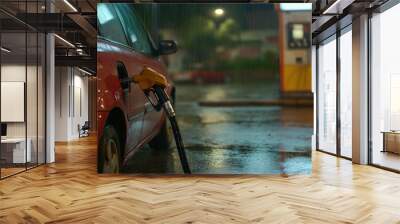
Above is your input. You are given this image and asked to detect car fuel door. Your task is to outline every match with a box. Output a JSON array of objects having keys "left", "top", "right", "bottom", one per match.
[
  {"left": 117, "top": 62, "right": 144, "bottom": 153},
  {"left": 140, "top": 64, "right": 166, "bottom": 140}
]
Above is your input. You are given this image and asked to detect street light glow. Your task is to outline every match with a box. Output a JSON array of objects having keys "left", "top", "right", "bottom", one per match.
[{"left": 214, "top": 8, "right": 224, "bottom": 16}]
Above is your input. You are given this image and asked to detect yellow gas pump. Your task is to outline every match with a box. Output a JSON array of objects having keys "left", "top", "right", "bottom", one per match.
[{"left": 277, "top": 6, "right": 312, "bottom": 98}]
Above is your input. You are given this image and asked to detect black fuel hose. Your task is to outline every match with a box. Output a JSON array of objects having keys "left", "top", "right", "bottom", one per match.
[
  {"left": 152, "top": 86, "right": 191, "bottom": 174},
  {"left": 168, "top": 116, "right": 191, "bottom": 174}
]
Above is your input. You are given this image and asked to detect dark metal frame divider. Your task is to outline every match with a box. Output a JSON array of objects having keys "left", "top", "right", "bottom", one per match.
[
  {"left": 367, "top": 0, "right": 400, "bottom": 173},
  {"left": 315, "top": 0, "right": 400, "bottom": 173},
  {"left": 0, "top": 0, "right": 48, "bottom": 180},
  {"left": 315, "top": 20, "right": 352, "bottom": 161}
]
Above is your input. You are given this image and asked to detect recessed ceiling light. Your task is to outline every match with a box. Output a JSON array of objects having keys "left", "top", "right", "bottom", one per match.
[
  {"left": 63, "top": 0, "right": 78, "bottom": 12},
  {"left": 54, "top": 34, "right": 75, "bottom": 48},
  {"left": 1, "top": 47, "right": 11, "bottom": 53},
  {"left": 78, "top": 67, "right": 93, "bottom": 76},
  {"left": 322, "top": 0, "right": 346, "bottom": 15}
]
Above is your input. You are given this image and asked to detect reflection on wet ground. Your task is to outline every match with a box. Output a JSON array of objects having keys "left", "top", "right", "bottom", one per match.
[{"left": 123, "top": 83, "right": 313, "bottom": 174}]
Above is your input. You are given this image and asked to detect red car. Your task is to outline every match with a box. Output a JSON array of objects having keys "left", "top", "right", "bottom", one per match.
[
  {"left": 191, "top": 71, "right": 225, "bottom": 84},
  {"left": 96, "top": 4, "right": 176, "bottom": 173}
]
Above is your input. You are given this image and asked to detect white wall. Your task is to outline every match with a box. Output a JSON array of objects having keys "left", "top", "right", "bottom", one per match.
[
  {"left": 1, "top": 65, "right": 26, "bottom": 141},
  {"left": 55, "top": 67, "right": 89, "bottom": 141},
  {"left": 71, "top": 72, "right": 89, "bottom": 138},
  {"left": 1, "top": 65, "right": 39, "bottom": 137},
  {"left": 1, "top": 63, "right": 46, "bottom": 164},
  {"left": 55, "top": 67, "right": 69, "bottom": 141}
]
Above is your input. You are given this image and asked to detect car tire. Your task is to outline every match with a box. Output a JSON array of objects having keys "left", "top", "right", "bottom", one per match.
[{"left": 98, "top": 125, "right": 122, "bottom": 173}]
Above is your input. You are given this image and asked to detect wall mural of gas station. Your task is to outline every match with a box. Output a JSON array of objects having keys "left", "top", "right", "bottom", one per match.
[{"left": 96, "top": 3, "right": 312, "bottom": 174}]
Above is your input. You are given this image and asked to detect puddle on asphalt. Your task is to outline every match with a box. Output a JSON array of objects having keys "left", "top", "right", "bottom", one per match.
[{"left": 123, "top": 83, "right": 313, "bottom": 175}]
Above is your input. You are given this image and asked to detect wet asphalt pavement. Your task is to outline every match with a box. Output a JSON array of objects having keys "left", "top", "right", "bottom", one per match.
[{"left": 123, "top": 82, "right": 313, "bottom": 174}]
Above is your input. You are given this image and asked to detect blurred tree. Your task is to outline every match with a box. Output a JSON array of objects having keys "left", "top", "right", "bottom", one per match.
[
  {"left": 178, "top": 16, "right": 241, "bottom": 70},
  {"left": 133, "top": 4, "right": 278, "bottom": 73}
]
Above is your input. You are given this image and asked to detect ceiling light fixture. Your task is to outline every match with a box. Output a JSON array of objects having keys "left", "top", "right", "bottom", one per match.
[
  {"left": 63, "top": 0, "right": 78, "bottom": 12},
  {"left": 1, "top": 47, "right": 11, "bottom": 53},
  {"left": 54, "top": 34, "right": 75, "bottom": 48},
  {"left": 76, "top": 48, "right": 85, "bottom": 55},
  {"left": 78, "top": 67, "right": 93, "bottom": 76},
  {"left": 322, "top": 0, "right": 348, "bottom": 15}
]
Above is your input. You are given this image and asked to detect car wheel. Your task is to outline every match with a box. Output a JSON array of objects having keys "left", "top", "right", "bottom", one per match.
[{"left": 98, "top": 125, "right": 122, "bottom": 173}]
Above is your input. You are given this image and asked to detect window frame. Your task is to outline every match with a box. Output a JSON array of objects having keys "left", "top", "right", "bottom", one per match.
[
  {"left": 97, "top": 4, "right": 131, "bottom": 49},
  {"left": 368, "top": 1, "right": 400, "bottom": 172},
  {"left": 315, "top": 23, "right": 353, "bottom": 161},
  {"left": 113, "top": 4, "right": 158, "bottom": 58}
]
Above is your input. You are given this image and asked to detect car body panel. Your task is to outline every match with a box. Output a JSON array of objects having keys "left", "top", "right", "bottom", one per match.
[{"left": 97, "top": 38, "right": 173, "bottom": 166}]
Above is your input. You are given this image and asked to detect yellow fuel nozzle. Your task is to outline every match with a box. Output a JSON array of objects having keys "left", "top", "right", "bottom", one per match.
[
  {"left": 132, "top": 67, "right": 168, "bottom": 91},
  {"left": 132, "top": 68, "right": 191, "bottom": 174},
  {"left": 132, "top": 67, "right": 171, "bottom": 112}
]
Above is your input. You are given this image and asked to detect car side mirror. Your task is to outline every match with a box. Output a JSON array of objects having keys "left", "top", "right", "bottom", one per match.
[{"left": 158, "top": 40, "right": 177, "bottom": 55}]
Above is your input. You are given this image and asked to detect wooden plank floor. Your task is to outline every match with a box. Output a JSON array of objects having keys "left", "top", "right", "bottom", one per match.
[{"left": 1, "top": 136, "right": 400, "bottom": 223}]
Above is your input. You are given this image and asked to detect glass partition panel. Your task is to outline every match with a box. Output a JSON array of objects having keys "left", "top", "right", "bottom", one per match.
[
  {"left": 27, "top": 31, "right": 38, "bottom": 169},
  {"left": 1, "top": 31, "right": 27, "bottom": 177},
  {"left": 317, "top": 37, "right": 337, "bottom": 154},
  {"left": 0, "top": 1, "right": 46, "bottom": 179},
  {"left": 339, "top": 29, "right": 352, "bottom": 158},
  {"left": 38, "top": 32, "right": 46, "bottom": 165},
  {"left": 371, "top": 4, "right": 400, "bottom": 171}
]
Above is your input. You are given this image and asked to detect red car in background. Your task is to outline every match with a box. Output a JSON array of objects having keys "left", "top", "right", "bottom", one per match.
[
  {"left": 174, "top": 71, "right": 225, "bottom": 84},
  {"left": 97, "top": 4, "right": 177, "bottom": 173},
  {"left": 191, "top": 71, "right": 225, "bottom": 84}
]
